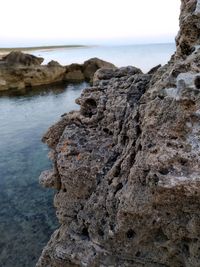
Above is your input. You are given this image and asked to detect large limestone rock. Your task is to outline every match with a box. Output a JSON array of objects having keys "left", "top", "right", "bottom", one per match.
[
  {"left": 37, "top": 1, "right": 200, "bottom": 266},
  {"left": 0, "top": 63, "right": 66, "bottom": 91},
  {"left": 0, "top": 54, "right": 115, "bottom": 91}
]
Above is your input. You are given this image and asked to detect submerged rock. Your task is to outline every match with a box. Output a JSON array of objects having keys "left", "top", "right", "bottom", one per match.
[{"left": 37, "top": 0, "right": 200, "bottom": 266}]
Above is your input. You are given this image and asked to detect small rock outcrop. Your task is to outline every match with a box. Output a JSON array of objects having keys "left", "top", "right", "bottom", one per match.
[
  {"left": 2, "top": 51, "right": 44, "bottom": 66},
  {"left": 82, "top": 57, "right": 116, "bottom": 82},
  {"left": 64, "top": 59, "right": 116, "bottom": 83},
  {"left": 37, "top": 1, "right": 200, "bottom": 266},
  {"left": 0, "top": 55, "right": 115, "bottom": 91}
]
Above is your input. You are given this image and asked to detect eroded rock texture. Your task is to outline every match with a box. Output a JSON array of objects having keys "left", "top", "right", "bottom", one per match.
[{"left": 37, "top": 1, "right": 200, "bottom": 266}]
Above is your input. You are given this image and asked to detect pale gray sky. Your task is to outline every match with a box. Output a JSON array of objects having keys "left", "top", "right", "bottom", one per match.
[{"left": 0, "top": 0, "right": 180, "bottom": 47}]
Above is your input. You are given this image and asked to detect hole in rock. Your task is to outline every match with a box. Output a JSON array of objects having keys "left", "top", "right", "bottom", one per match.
[
  {"left": 194, "top": 76, "right": 200, "bottom": 89},
  {"left": 110, "top": 224, "right": 114, "bottom": 230},
  {"left": 180, "top": 42, "right": 194, "bottom": 56},
  {"left": 98, "top": 229, "right": 104, "bottom": 237},
  {"left": 101, "top": 218, "right": 106, "bottom": 225},
  {"left": 122, "top": 135, "right": 129, "bottom": 145},
  {"left": 105, "top": 212, "right": 109, "bottom": 217},
  {"left": 135, "top": 251, "right": 141, "bottom": 257},
  {"left": 83, "top": 98, "right": 97, "bottom": 117},
  {"left": 182, "top": 243, "right": 190, "bottom": 257},
  {"left": 137, "top": 143, "right": 142, "bottom": 151},
  {"left": 81, "top": 227, "right": 89, "bottom": 239},
  {"left": 171, "top": 136, "right": 178, "bottom": 140},
  {"left": 103, "top": 128, "right": 113, "bottom": 135},
  {"left": 108, "top": 179, "right": 113, "bottom": 185},
  {"left": 114, "top": 183, "right": 123, "bottom": 195},
  {"left": 85, "top": 98, "right": 97, "bottom": 107},
  {"left": 153, "top": 174, "right": 159, "bottom": 185},
  {"left": 155, "top": 228, "right": 168, "bottom": 242},
  {"left": 159, "top": 168, "right": 169, "bottom": 175},
  {"left": 113, "top": 165, "right": 121, "bottom": 177},
  {"left": 158, "top": 95, "right": 165, "bottom": 100},
  {"left": 126, "top": 229, "right": 136, "bottom": 239},
  {"left": 136, "top": 125, "right": 142, "bottom": 136},
  {"left": 179, "top": 158, "right": 187, "bottom": 166},
  {"left": 147, "top": 143, "right": 154, "bottom": 148}
]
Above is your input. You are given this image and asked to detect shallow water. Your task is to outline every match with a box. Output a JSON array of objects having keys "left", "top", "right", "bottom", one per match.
[
  {"left": 32, "top": 43, "right": 176, "bottom": 72},
  {"left": 0, "top": 83, "right": 85, "bottom": 267}
]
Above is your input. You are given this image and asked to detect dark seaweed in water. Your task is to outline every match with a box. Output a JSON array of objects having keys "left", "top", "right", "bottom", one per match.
[{"left": 0, "top": 82, "right": 86, "bottom": 267}]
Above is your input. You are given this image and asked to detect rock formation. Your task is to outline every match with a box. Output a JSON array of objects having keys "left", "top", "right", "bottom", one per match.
[
  {"left": 65, "top": 59, "right": 116, "bottom": 84},
  {"left": 37, "top": 0, "right": 200, "bottom": 266},
  {"left": 2, "top": 51, "right": 44, "bottom": 66},
  {"left": 0, "top": 53, "right": 115, "bottom": 91}
]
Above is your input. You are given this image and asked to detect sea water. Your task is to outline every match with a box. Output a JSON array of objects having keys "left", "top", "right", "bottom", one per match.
[
  {"left": 0, "top": 83, "right": 86, "bottom": 267},
  {"left": 32, "top": 43, "right": 176, "bottom": 72},
  {"left": 0, "top": 43, "right": 175, "bottom": 267}
]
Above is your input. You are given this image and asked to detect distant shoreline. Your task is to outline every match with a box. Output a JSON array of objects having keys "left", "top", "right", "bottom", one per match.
[
  {"left": 0, "top": 45, "right": 90, "bottom": 57},
  {"left": 0, "top": 43, "right": 174, "bottom": 56}
]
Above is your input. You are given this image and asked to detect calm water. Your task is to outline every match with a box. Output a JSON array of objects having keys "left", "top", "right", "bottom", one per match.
[
  {"left": 32, "top": 43, "right": 176, "bottom": 72},
  {"left": 0, "top": 83, "right": 86, "bottom": 267},
  {"left": 0, "top": 43, "right": 175, "bottom": 267}
]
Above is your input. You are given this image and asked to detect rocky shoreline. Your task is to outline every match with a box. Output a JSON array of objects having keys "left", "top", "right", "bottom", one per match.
[
  {"left": 0, "top": 51, "right": 115, "bottom": 91},
  {"left": 36, "top": 0, "right": 200, "bottom": 266}
]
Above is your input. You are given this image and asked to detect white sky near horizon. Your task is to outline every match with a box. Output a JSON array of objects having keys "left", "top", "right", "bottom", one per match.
[{"left": 0, "top": 0, "right": 180, "bottom": 47}]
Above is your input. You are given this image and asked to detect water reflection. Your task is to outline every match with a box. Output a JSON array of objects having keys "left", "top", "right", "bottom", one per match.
[{"left": 0, "top": 82, "right": 86, "bottom": 267}]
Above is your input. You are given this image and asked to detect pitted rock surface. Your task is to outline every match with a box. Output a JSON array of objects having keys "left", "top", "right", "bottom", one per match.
[{"left": 37, "top": 1, "right": 200, "bottom": 266}]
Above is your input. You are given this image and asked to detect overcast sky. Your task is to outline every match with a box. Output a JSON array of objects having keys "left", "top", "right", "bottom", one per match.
[{"left": 0, "top": 0, "right": 180, "bottom": 47}]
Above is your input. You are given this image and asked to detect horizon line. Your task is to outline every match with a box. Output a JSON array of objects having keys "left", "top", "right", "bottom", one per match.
[{"left": 0, "top": 41, "right": 175, "bottom": 51}]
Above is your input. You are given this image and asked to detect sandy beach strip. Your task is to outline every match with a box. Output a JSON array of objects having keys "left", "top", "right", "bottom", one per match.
[{"left": 0, "top": 45, "right": 89, "bottom": 60}]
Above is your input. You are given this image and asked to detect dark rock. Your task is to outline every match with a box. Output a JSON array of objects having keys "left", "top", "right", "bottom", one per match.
[{"left": 194, "top": 75, "right": 200, "bottom": 89}]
